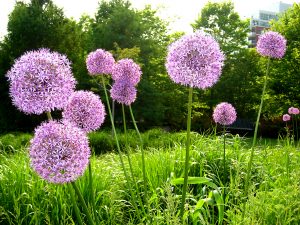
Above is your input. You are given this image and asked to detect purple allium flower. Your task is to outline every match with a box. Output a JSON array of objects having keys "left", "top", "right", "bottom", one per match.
[
  {"left": 288, "top": 107, "right": 300, "bottom": 115},
  {"left": 283, "top": 114, "right": 291, "bottom": 122},
  {"left": 86, "top": 49, "right": 115, "bottom": 75},
  {"left": 110, "top": 81, "right": 137, "bottom": 105},
  {"left": 256, "top": 31, "right": 287, "bottom": 59},
  {"left": 213, "top": 102, "right": 237, "bottom": 126},
  {"left": 112, "top": 58, "right": 142, "bottom": 85},
  {"left": 6, "top": 49, "right": 76, "bottom": 115},
  {"left": 30, "top": 120, "right": 90, "bottom": 184},
  {"left": 62, "top": 91, "right": 106, "bottom": 133},
  {"left": 166, "top": 30, "right": 225, "bottom": 89}
]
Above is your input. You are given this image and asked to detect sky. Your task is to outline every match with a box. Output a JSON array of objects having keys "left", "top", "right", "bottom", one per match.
[{"left": 0, "top": 0, "right": 299, "bottom": 39}]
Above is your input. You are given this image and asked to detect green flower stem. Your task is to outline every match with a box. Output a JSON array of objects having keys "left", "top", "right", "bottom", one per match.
[
  {"left": 242, "top": 57, "right": 271, "bottom": 220},
  {"left": 252, "top": 57, "right": 271, "bottom": 147},
  {"left": 122, "top": 104, "right": 136, "bottom": 184},
  {"left": 180, "top": 87, "right": 193, "bottom": 220},
  {"left": 88, "top": 162, "right": 99, "bottom": 224},
  {"left": 129, "top": 105, "right": 147, "bottom": 198},
  {"left": 71, "top": 182, "right": 95, "bottom": 225},
  {"left": 46, "top": 111, "right": 53, "bottom": 120},
  {"left": 67, "top": 183, "right": 84, "bottom": 225},
  {"left": 223, "top": 125, "right": 226, "bottom": 186},
  {"left": 100, "top": 76, "right": 143, "bottom": 220},
  {"left": 296, "top": 115, "right": 298, "bottom": 144},
  {"left": 122, "top": 105, "right": 146, "bottom": 212}
]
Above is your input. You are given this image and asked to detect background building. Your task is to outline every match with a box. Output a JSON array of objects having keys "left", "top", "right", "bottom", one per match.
[{"left": 248, "top": 1, "right": 292, "bottom": 47}]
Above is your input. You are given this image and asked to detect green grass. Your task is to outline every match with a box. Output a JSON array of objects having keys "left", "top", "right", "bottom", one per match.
[{"left": 0, "top": 130, "right": 300, "bottom": 224}]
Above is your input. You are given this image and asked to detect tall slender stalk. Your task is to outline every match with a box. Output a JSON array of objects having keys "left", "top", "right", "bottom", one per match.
[
  {"left": 242, "top": 57, "right": 271, "bottom": 220},
  {"left": 46, "top": 111, "right": 95, "bottom": 224},
  {"left": 223, "top": 125, "right": 226, "bottom": 186},
  {"left": 122, "top": 105, "right": 146, "bottom": 212},
  {"left": 180, "top": 87, "right": 193, "bottom": 220},
  {"left": 72, "top": 182, "right": 95, "bottom": 225},
  {"left": 128, "top": 105, "right": 147, "bottom": 196},
  {"left": 252, "top": 57, "right": 271, "bottom": 147},
  {"left": 100, "top": 76, "right": 144, "bottom": 219},
  {"left": 88, "top": 162, "right": 99, "bottom": 224},
  {"left": 67, "top": 183, "right": 84, "bottom": 225},
  {"left": 122, "top": 104, "right": 135, "bottom": 182}
]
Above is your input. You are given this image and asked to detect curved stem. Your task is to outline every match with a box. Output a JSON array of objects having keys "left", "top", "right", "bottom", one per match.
[
  {"left": 88, "top": 162, "right": 99, "bottom": 224},
  {"left": 242, "top": 57, "right": 271, "bottom": 220},
  {"left": 252, "top": 57, "right": 270, "bottom": 147},
  {"left": 180, "top": 87, "right": 193, "bottom": 220},
  {"left": 122, "top": 105, "right": 136, "bottom": 184},
  {"left": 67, "top": 183, "right": 84, "bottom": 225},
  {"left": 100, "top": 76, "right": 143, "bottom": 219},
  {"left": 71, "top": 182, "right": 95, "bottom": 225},
  {"left": 122, "top": 105, "right": 146, "bottom": 210},
  {"left": 223, "top": 125, "right": 226, "bottom": 186},
  {"left": 129, "top": 105, "right": 147, "bottom": 197}
]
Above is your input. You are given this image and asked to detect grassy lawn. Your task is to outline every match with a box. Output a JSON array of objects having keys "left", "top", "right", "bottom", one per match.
[{"left": 0, "top": 129, "right": 300, "bottom": 224}]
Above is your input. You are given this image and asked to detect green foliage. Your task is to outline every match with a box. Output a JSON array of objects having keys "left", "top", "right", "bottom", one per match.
[
  {"left": 1, "top": 131, "right": 300, "bottom": 224},
  {"left": 0, "top": 0, "right": 91, "bottom": 132},
  {"left": 192, "top": 1, "right": 249, "bottom": 55},
  {"left": 262, "top": 3, "right": 300, "bottom": 118}
]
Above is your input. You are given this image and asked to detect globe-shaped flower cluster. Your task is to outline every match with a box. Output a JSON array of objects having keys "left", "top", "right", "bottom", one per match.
[
  {"left": 62, "top": 91, "right": 106, "bottom": 133},
  {"left": 256, "top": 31, "right": 287, "bottom": 59},
  {"left": 112, "top": 59, "right": 142, "bottom": 85},
  {"left": 166, "top": 30, "right": 225, "bottom": 89},
  {"left": 30, "top": 120, "right": 90, "bottom": 184},
  {"left": 110, "top": 80, "right": 137, "bottom": 106},
  {"left": 86, "top": 49, "right": 115, "bottom": 75},
  {"left": 288, "top": 107, "right": 299, "bottom": 115},
  {"left": 110, "top": 58, "right": 141, "bottom": 105},
  {"left": 6, "top": 49, "right": 76, "bottom": 114},
  {"left": 283, "top": 114, "right": 291, "bottom": 122},
  {"left": 213, "top": 102, "right": 237, "bottom": 126}
]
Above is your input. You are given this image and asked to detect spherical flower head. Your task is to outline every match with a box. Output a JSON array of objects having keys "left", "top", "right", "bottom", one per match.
[
  {"left": 86, "top": 49, "right": 115, "bottom": 75},
  {"left": 30, "top": 120, "right": 90, "bottom": 184},
  {"left": 6, "top": 49, "right": 76, "bottom": 115},
  {"left": 166, "top": 30, "right": 225, "bottom": 89},
  {"left": 213, "top": 102, "right": 237, "bottom": 126},
  {"left": 283, "top": 114, "right": 291, "bottom": 122},
  {"left": 256, "top": 31, "right": 287, "bottom": 59},
  {"left": 112, "top": 58, "right": 142, "bottom": 85},
  {"left": 62, "top": 91, "right": 106, "bottom": 133},
  {"left": 110, "top": 80, "right": 137, "bottom": 105},
  {"left": 288, "top": 107, "right": 299, "bottom": 115}
]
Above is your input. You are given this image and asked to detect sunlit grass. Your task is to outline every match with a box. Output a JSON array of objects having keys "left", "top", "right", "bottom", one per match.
[{"left": 0, "top": 130, "right": 299, "bottom": 224}]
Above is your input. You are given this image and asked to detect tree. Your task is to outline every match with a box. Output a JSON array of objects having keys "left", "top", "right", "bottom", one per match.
[
  {"left": 265, "top": 3, "right": 300, "bottom": 117},
  {"left": 89, "top": 0, "right": 170, "bottom": 127},
  {"left": 192, "top": 1, "right": 249, "bottom": 56},
  {"left": 0, "top": 0, "right": 88, "bottom": 132}
]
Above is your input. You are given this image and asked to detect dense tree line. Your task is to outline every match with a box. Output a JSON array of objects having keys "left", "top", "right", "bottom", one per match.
[{"left": 0, "top": 0, "right": 299, "bottom": 135}]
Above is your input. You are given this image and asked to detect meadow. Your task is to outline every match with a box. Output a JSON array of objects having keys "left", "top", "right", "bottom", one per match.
[{"left": 1, "top": 129, "right": 299, "bottom": 224}]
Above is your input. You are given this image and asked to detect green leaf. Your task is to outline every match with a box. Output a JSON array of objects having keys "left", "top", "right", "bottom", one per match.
[
  {"left": 171, "top": 176, "right": 211, "bottom": 185},
  {"left": 212, "top": 190, "right": 224, "bottom": 224}
]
